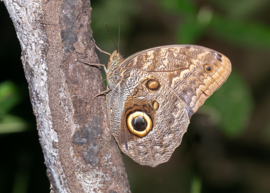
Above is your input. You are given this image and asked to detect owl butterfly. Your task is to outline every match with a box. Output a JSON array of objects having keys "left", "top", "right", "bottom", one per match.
[{"left": 92, "top": 45, "right": 232, "bottom": 167}]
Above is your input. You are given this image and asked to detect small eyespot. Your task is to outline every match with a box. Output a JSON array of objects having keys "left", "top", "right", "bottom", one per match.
[
  {"left": 146, "top": 80, "right": 160, "bottom": 90},
  {"left": 152, "top": 101, "right": 159, "bottom": 111},
  {"left": 127, "top": 111, "right": 152, "bottom": 137},
  {"left": 204, "top": 64, "right": 213, "bottom": 72}
]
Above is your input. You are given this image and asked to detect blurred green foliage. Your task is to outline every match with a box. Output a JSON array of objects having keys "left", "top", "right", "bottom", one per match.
[
  {"left": 191, "top": 176, "right": 202, "bottom": 193},
  {"left": 161, "top": 0, "right": 270, "bottom": 48},
  {"left": 0, "top": 81, "right": 28, "bottom": 134},
  {"left": 0, "top": 81, "right": 20, "bottom": 115},
  {"left": 211, "top": 15, "right": 270, "bottom": 49}
]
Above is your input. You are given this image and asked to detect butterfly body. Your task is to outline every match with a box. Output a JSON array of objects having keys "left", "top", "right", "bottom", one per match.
[{"left": 105, "top": 45, "right": 231, "bottom": 167}]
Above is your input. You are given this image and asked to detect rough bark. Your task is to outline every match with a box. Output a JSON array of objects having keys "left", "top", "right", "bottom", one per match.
[{"left": 3, "top": 0, "right": 131, "bottom": 192}]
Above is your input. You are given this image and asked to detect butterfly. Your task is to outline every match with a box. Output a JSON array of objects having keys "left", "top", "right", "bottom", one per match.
[{"left": 86, "top": 44, "right": 232, "bottom": 167}]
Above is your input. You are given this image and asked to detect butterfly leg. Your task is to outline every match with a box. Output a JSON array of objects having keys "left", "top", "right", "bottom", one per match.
[
  {"left": 75, "top": 58, "right": 107, "bottom": 73},
  {"left": 92, "top": 88, "right": 112, "bottom": 99},
  {"left": 71, "top": 52, "right": 108, "bottom": 72}
]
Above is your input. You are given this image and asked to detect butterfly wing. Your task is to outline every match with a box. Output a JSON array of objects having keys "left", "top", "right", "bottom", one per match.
[
  {"left": 107, "top": 45, "right": 231, "bottom": 167},
  {"left": 106, "top": 69, "right": 189, "bottom": 167},
  {"left": 120, "top": 45, "right": 232, "bottom": 115}
]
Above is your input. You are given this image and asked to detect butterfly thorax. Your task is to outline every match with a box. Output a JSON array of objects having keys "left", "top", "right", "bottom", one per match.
[{"left": 107, "top": 50, "right": 124, "bottom": 88}]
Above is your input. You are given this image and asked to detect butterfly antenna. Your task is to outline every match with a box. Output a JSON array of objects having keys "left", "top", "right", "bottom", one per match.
[
  {"left": 105, "top": 23, "right": 118, "bottom": 51},
  {"left": 118, "top": 5, "right": 121, "bottom": 54}
]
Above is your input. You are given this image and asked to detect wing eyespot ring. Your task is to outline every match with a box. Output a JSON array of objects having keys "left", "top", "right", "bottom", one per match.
[
  {"left": 204, "top": 64, "right": 213, "bottom": 72},
  {"left": 127, "top": 111, "right": 152, "bottom": 137}
]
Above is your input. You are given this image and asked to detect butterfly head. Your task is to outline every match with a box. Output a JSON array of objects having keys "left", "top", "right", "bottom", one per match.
[{"left": 108, "top": 50, "right": 124, "bottom": 70}]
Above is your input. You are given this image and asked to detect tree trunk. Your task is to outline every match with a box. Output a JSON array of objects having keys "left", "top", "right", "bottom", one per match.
[{"left": 3, "top": 0, "right": 131, "bottom": 192}]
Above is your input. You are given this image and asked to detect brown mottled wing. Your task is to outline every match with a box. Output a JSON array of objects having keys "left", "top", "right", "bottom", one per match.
[
  {"left": 106, "top": 69, "right": 189, "bottom": 167},
  {"left": 121, "top": 45, "right": 232, "bottom": 115}
]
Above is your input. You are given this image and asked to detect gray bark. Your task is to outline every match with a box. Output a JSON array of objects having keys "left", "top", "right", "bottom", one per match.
[{"left": 3, "top": 0, "right": 131, "bottom": 192}]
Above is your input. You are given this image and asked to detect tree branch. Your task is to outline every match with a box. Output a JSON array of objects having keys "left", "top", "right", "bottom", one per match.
[{"left": 3, "top": 0, "right": 131, "bottom": 192}]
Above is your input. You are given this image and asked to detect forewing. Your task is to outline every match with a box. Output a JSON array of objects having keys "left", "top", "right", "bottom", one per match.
[{"left": 121, "top": 45, "right": 232, "bottom": 114}]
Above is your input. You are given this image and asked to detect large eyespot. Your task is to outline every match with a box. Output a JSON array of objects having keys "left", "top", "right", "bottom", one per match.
[
  {"left": 127, "top": 111, "right": 152, "bottom": 137},
  {"left": 204, "top": 64, "right": 213, "bottom": 72},
  {"left": 146, "top": 80, "right": 160, "bottom": 91}
]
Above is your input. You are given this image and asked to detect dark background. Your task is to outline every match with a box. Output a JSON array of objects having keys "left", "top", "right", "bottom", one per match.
[{"left": 1, "top": 0, "right": 270, "bottom": 192}]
